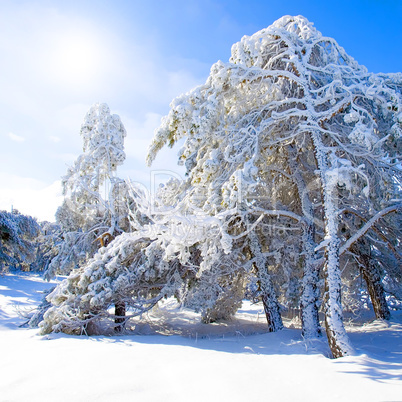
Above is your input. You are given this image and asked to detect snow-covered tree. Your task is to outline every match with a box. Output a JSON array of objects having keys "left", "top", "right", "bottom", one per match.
[
  {"left": 0, "top": 210, "right": 40, "bottom": 272},
  {"left": 39, "top": 17, "right": 401, "bottom": 359},
  {"left": 147, "top": 15, "right": 402, "bottom": 357},
  {"left": 45, "top": 103, "right": 129, "bottom": 279},
  {"left": 29, "top": 221, "right": 60, "bottom": 273}
]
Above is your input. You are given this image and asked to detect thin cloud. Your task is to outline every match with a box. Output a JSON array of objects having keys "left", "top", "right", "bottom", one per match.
[
  {"left": 49, "top": 135, "right": 61, "bottom": 143},
  {"left": 8, "top": 132, "right": 25, "bottom": 143}
]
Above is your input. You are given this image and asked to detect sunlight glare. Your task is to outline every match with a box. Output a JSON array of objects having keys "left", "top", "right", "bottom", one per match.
[{"left": 49, "top": 31, "right": 105, "bottom": 89}]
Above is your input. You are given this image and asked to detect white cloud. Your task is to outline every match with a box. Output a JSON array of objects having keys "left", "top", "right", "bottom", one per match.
[
  {"left": 7, "top": 132, "right": 25, "bottom": 143},
  {"left": 0, "top": 173, "right": 62, "bottom": 222},
  {"left": 49, "top": 136, "right": 61, "bottom": 143}
]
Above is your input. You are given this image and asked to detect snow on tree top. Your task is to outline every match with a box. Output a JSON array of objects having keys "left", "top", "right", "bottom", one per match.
[{"left": 230, "top": 15, "right": 363, "bottom": 72}]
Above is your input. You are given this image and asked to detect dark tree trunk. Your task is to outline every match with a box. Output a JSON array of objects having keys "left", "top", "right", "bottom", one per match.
[
  {"left": 254, "top": 262, "right": 283, "bottom": 332},
  {"left": 359, "top": 254, "right": 390, "bottom": 320},
  {"left": 351, "top": 241, "right": 390, "bottom": 320},
  {"left": 114, "top": 302, "right": 126, "bottom": 332},
  {"left": 248, "top": 231, "right": 283, "bottom": 332},
  {"left": 260, "top": 285, "right": 283, "bottom": 332},
  {"left": 300, "top": 225, "right": 321, "bottom": 338}
]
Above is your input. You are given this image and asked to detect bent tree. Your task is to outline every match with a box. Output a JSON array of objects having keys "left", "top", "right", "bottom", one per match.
[{"left": 148, "top": 15, "right": 402, "bottom": 357}]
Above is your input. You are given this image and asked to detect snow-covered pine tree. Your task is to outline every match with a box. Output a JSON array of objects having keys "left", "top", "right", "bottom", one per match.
[
  {"left": 45, "top": 103, "right": 129, "bottom": 280},
  {"left": 29, "top": 221, "right": 60, "bottom": 273},
  {"left": 147, "top": 15, "right": 402, "bottom": 357},
  {"left": 0, "top": 210, "right": 40, "bottom": 272}
]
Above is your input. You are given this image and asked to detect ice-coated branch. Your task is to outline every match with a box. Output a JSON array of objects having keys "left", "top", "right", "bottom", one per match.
[{"left": 339, "top": 204, "right": 402, "bottom": 255}]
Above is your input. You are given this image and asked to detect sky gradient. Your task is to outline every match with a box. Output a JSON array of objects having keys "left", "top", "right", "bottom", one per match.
[{"left": 1, "top": 0, "right": 402, "bottom": 221}]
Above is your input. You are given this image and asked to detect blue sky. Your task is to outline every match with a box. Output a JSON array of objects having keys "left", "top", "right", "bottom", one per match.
[{"left": 1, "top": 0, "right": 401, "bottom": 221}]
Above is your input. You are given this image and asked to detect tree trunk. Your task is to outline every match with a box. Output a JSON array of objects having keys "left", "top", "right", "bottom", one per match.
[
  {"left": 248, "top": 231, "right": 283, "bottom": 332},
  {"left": 114, "top": 302, "right": 126, "bottom": 332},
  {"left": 349, "top": 239, "right": 390, "bottom": 320},
  {"left": 362, "top": 261, "right": 390, "bottom": 320},
  {"left": 300, "top": 225, "right": 321, "bottom": 338},
  {"left": 260, "top": 280, "right": 283, "bottom": 332},
  {"left": 322, "top": 201, "right": 354, "bottom": 358},
  {"left": 310, "top": 131, "right": 354, "bottom": 358},
  {"left": 356, "top": 249, "right": 390, "bottom": 320},
  {"left": 287, "top": 144, "right": 321, "bottom": 338}
]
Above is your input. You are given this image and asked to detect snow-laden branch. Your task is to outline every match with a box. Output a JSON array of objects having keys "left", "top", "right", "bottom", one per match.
[{"left": 339, "top": 204, "right": 402, "bottom": 255}]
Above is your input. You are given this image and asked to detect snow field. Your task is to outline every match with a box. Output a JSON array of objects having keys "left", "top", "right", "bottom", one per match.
[{"left": 0, "top": 274, "right": 401, "bottom": 402}]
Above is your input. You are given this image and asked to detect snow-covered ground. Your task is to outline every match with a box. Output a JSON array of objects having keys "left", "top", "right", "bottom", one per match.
[{"left": 1, "top": 273, "right": 401, "bottom": 402}]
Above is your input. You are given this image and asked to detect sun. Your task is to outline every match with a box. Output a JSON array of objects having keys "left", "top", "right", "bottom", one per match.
[{"left": 49, "top": 30, "right": 105, "bottom": 89}]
